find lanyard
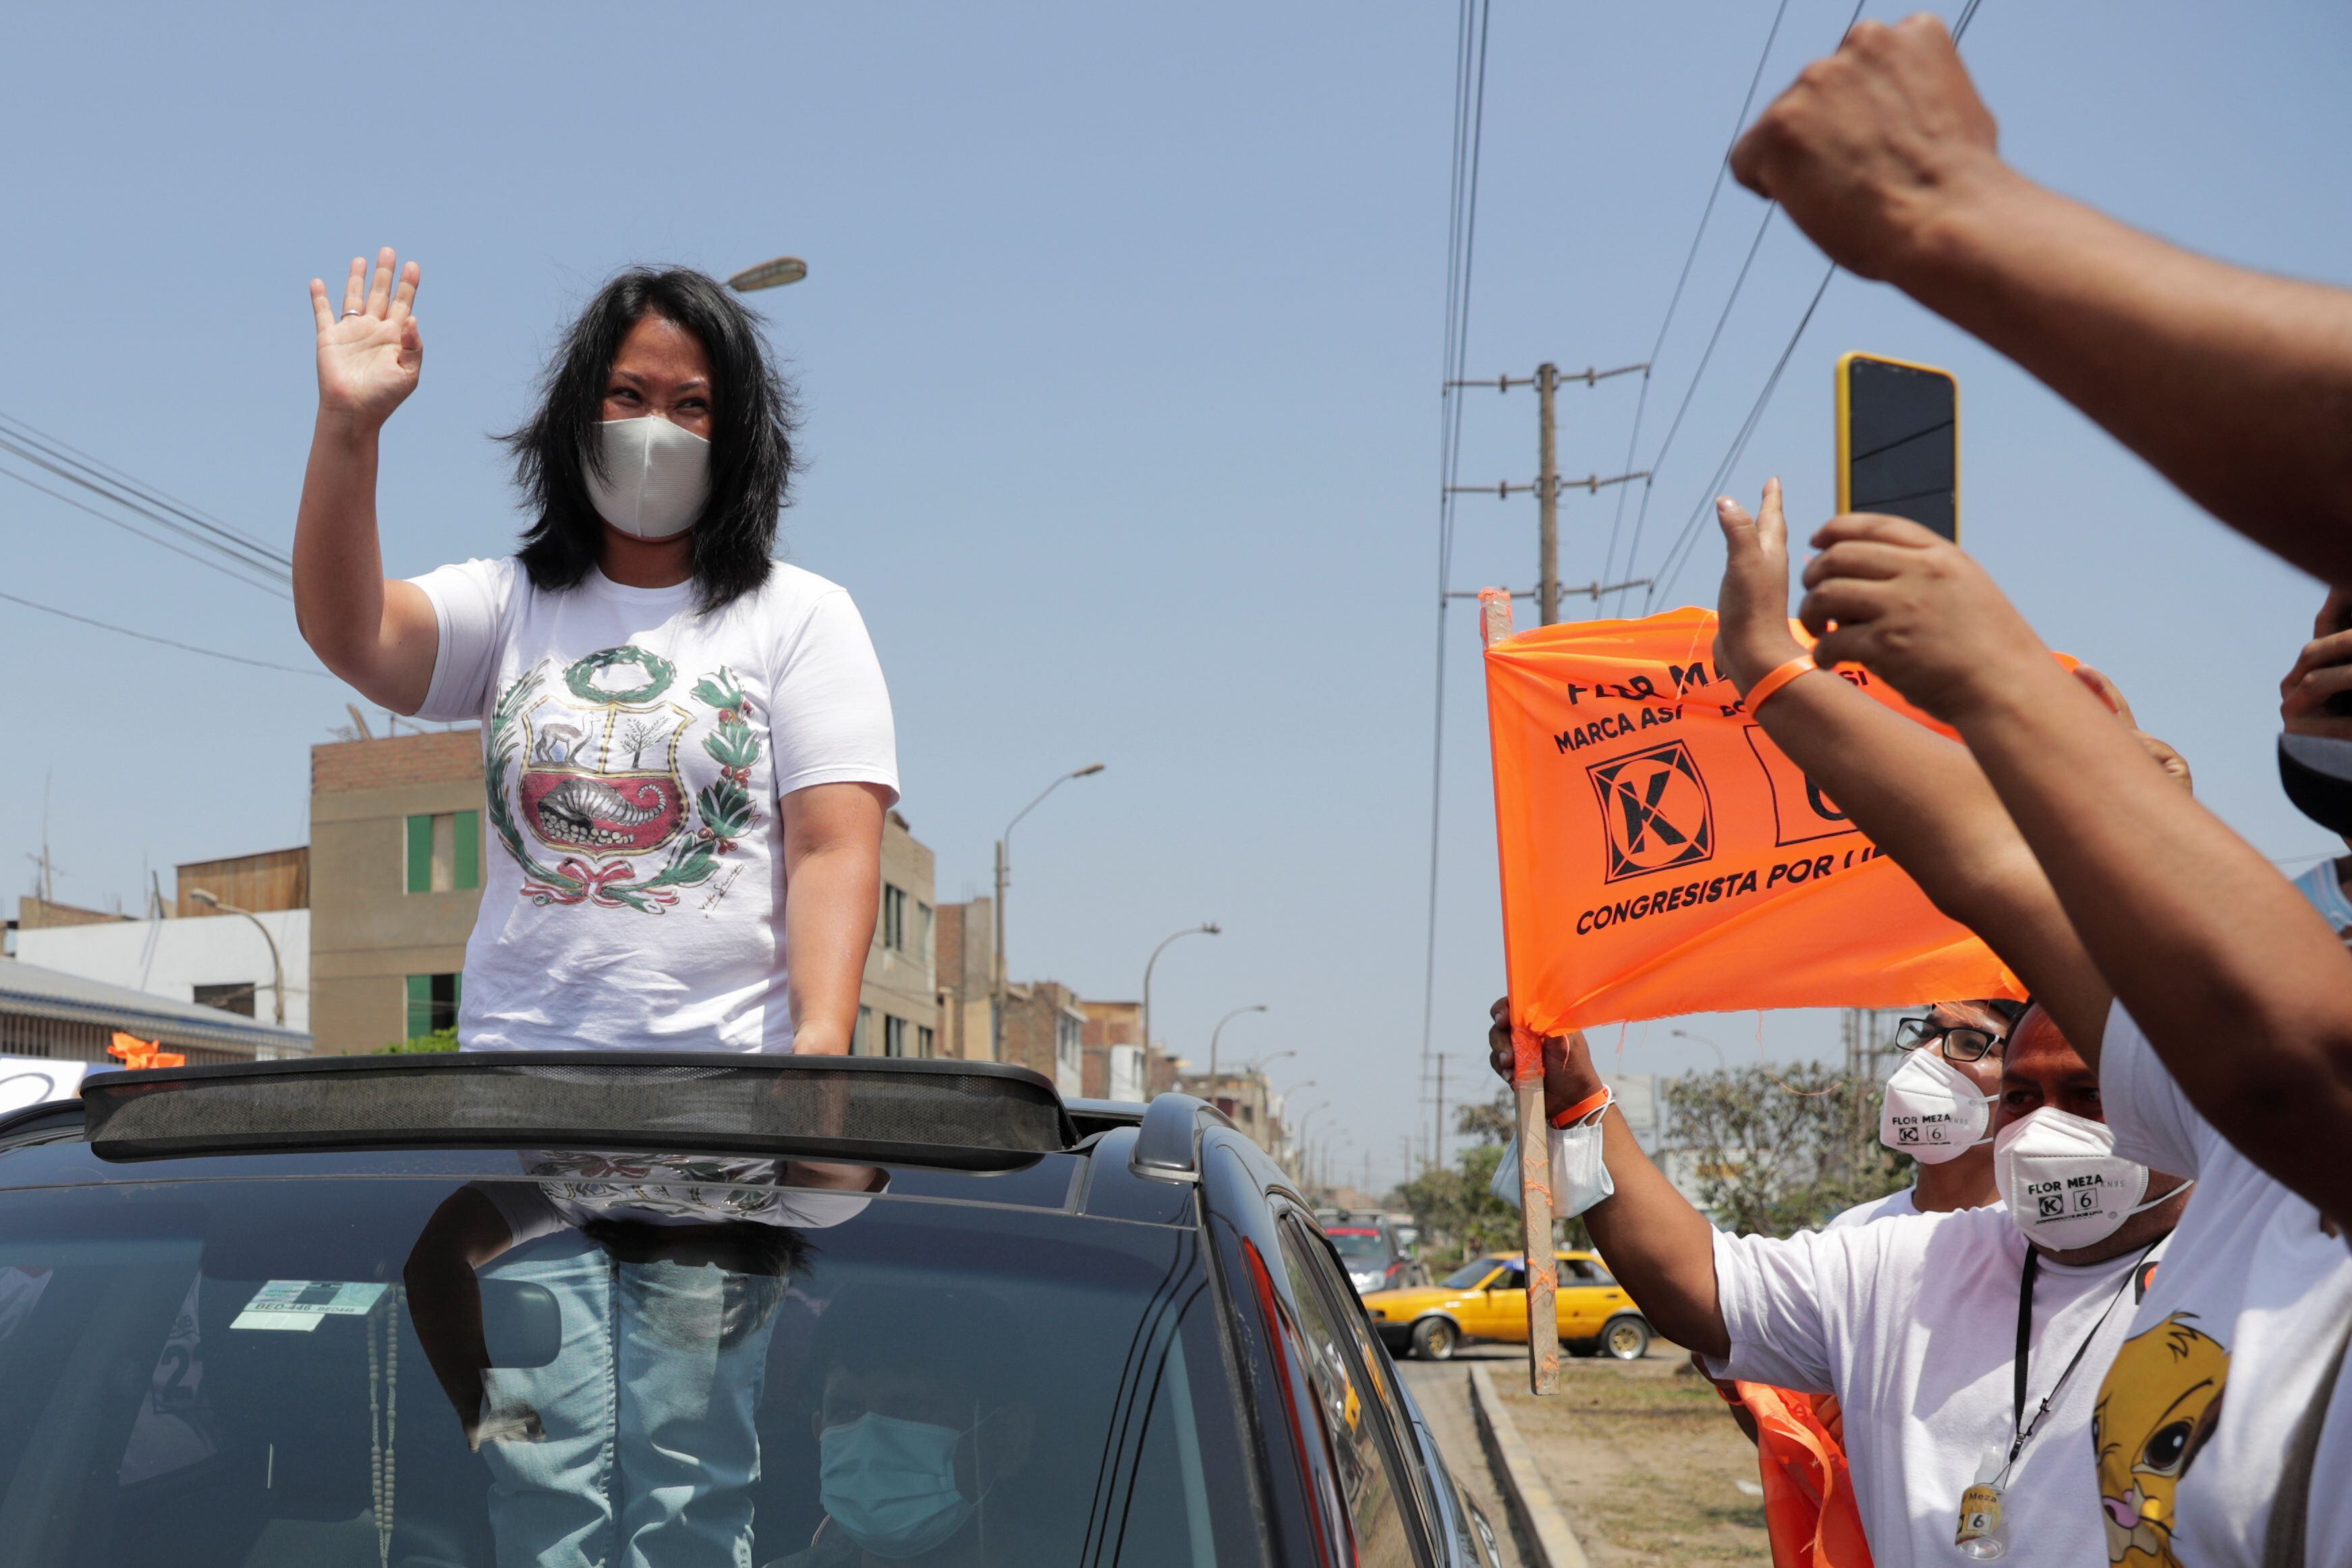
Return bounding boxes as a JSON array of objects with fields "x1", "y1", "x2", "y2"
[{"x1": 2000, "y1": 1240, "x2": 2158, "y2": 1486}]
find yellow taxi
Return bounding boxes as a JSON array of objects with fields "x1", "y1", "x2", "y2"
[{"x1": 1362, "y1": 1250, "x2": 1652, "y2": 1362}]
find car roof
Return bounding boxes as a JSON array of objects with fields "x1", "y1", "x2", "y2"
[{"x1": 0, "y1": 1053, "x2": 1278, "y2": 1230}]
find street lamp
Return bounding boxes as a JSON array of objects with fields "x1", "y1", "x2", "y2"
[
  {"x1": 1245, "y1": 1048, "x2": 1297, "y2": 1079},
  {"x1": 992, "y1": 764, "x2": 1106, "y2": 1059},
  {"x1": 1206, "y1": 1003, "x2": 1268, "y2": 1083},
  {"x1": 1140, "y1": 922, "x2": 1220, "y2": 1060},
  {"x1": 1671, "y1": 1028, "x2": 1728, "y2": 1069},
  {"x1": 189, "y1": 889, "x2": 284, "y2": 1027},
  {"x1": 727, "y1": 256, "x2": 808, "y2": 291},
  {"x1": 1289, "y1": 1100, "x2": 1330, "y2": 1177}
]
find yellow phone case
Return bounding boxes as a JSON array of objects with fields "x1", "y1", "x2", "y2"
[{"x1": 1835, "y1": 349, "x2": 1961, "y2": 541}]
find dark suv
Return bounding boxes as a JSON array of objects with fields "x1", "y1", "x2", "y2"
[{"x1": 0, "y1": 1053, "x2": 1500, "y2": 1568}]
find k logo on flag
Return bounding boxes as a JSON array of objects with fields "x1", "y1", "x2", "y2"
[{"x1": 1588, "y1": 740, "x2": 1715, "y2": 883}]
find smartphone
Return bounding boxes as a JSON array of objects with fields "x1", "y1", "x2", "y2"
[{"x1": 1837, "y1": 351, "x2": 1959, "y2": 542}]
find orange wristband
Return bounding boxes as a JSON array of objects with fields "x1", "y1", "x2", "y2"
[
  {"x1": 1550, "y1": 1086, "x2": 1612, "y2": 1129},
  {"x1": 1744, "y1": 655, "x2": 1818, "y2": 713}
]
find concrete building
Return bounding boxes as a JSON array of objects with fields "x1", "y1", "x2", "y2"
[
  {"x1": 18, "y1": 905, "x2": 310, "y2": 1032},
  {"x1": 310, "y1": 731, "x2": 487, "y2": 1053},
  {"x1": 308, "y1": 731, "x2": 941, "y2": 1055},
  {"x1": 932, "y1": 897, "x2": 996, "y2": 1061},
  {"x1": 0, "y1": 958, "x2": 310, "y2": 1063},
  {"x1": 853, "y1": 812, "x2": 940, "y2": 1058},
  {"x1": 16, "y1": 847, "x2": 312, "y2": 1031}
]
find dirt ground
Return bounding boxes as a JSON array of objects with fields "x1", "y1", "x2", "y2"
[{"x1": 1482, "y1": 1343, "x2": 1770, "y2": 1566}]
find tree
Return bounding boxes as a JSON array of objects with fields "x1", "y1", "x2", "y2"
[
  {"x1": 379, "y1": 1028, "x2": 459, "y2": 1054},
  {"x1": 1395, "y1": 1092, "x2": 1591, "y2": 1266},
  {"x1": 1662, "y1": 1063, "x2": 1905, "y2": 1237}
]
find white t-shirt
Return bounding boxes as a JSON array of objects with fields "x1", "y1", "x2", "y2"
[
  {"x1": 479, "y1": 1150, "x2": 885, "y2": 1243},
  {"x1": 2098, "y1": 1003, "x2": 2352, "y2": 1568},
  {"x1": 1826, "y1": 1185, "x2": 1920, "y2": 1230},
  {"x1": 1704, "y1": 1206, "x2": 2161, "y2": 1567},
  {"x1": 2293, "y1": 858, "x2": 2352, "y2": 934},
  {"x1": 410, "y1": 558, "x2": 899, "y2": 1052}
]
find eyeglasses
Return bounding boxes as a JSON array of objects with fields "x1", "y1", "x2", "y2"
[{"x1": 1895, "y1": 1015, "x2": 2005, "y2": 1063}]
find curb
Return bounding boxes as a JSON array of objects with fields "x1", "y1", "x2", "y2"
[{"x1": 1468, "y1": 1362, "x2": 1592, "y2": 1568}]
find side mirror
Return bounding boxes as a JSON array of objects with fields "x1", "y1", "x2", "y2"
[{"x1": 481, "y1": 1280, "x2": 560, "y2": 1368}]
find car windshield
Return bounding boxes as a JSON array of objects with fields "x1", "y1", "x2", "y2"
[
  {"x1": 1440, "y1": 1259, "x2": 1501, "y2": 1289},
  {"x1": 1324, "y1": 1229, "x2": 1389, "y2": 1262},
  {"x1": 0, "y1": 1152, "x2": 1263, "y2": 1568}
]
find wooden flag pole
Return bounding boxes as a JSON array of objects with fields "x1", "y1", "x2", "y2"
[{"x1": 1479, "y1": 588, "x2": 1560, "y2": 1395}]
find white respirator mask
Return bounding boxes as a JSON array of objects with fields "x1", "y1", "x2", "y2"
[
  {"x1": 1878, "y1": 1048, "x2": 1994, "y2": 1165},
  {"x1": 586, "y1": 416, "x2": 710, "y2": 540},
  {"x1": 1992, "y1": 1108, "x2": 2178, "y2": 1251}
]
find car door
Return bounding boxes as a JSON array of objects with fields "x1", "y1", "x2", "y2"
[
  {"x1": 1272, "y1": 1212, "x2": 1435, "y2": 1568},
  {"x1": 1553, "y1": 1255, "x2": 1611, "y2": 1339},
  {"x1": 1459, "y1": 1262, "x2": 1528, "y2": 1342}
]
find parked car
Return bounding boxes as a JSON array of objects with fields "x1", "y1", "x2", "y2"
[
  {"x1": 0, "y1": 1054, "x2": 1500, "y2": 1568},
  {"x1": 1322, "y1": 1217, "x2": 1428, "y2": 1295},
  {"x1": 1362, "y1": 1250, "x2": 1653, "y2": 1363}
]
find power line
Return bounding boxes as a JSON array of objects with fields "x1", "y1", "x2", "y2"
[
  {"x1": 1608, "y1": 0, "x2": 1864, "y2": 615},
  {"x1": 1418, "y1": 0, "x2": 1494, "y2": 1169},
  {"x1": 0, "y1": 412, "x2": 293, "y2": 597},
  {"x1": 1647, "y1": 262, "x2": 1838, "y2": 605},
  {"x1": 0, "y1": 412, "x2": 289, "y2": 571},
  {"x1": 0, "y1": 462, "x2": 292, "y2": 600},
  {"x1": 1598, "y1": 0, "x2": 1793, "y2": 610},
  {"x1": 1639, "y1": 0, "x2": 1993, "y2": 609},
  {"x1": 0, "y1": 588, "x2": 326, "y2": 676}
]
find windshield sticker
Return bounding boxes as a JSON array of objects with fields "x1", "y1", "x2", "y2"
[{"x1": 231, "y1": 1280, "x2": 389, "y2": 1333}]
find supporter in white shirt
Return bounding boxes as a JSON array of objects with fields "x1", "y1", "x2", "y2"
[
  {"x1": 1490, "y1": 1003, "x2": 2188, "y2": 1565},
  {"x1": 1707, "y1": 487, "x2": 2352, "y2": 1563},
  {"x1": 1830, "y1": 999, "x2": 2015, "y2": 1229},
  {"x1": 293, "y1": 254, "x2": 897, "y2": 1055}
]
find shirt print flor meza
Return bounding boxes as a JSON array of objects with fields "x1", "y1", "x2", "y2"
[{"x1": 487, "y1": 644, "x2": 764, "y2": 913}]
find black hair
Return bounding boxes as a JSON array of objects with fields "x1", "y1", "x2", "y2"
[
  {"x1": 503, "y1": 267, "x2": 800, "y2": 613},
  {"x1": 1981, "y1": 999, "x2": 2029, "y2": 1027}
]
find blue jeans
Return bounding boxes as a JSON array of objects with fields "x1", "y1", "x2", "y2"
[{"x1": 476, "y1": 1231, "x2": 781, "y2": 1568}]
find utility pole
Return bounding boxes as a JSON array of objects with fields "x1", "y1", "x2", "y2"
[
  {"x1": 1537, "y1": 362, "x2": 1560, "y2": 625},
  {"x1": 1428, "y1": 1054, "x2": 1449, "y2": 1173},
  {"x1": 1446, "y1": 359, "x2": 1650, "y2": 624}
]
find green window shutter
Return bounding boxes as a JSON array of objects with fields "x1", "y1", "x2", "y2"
[
  {"x1": 405, "y1": 974, "x2": 431, "y2": 1038},
  {"x1": 453, "y1": 810, "x2": 481, "y2": 891},
  {"x1": 405, "y1": 815, "x2": 432, "y2": 894}
]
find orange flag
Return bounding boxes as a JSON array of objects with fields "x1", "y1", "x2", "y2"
[
  {"x1": 108, "y1": 1032, "x2": 185, "y2": 1071},
  {"x1": 1484, "y1": 607, "x2": 2022, "y2": 1035}
]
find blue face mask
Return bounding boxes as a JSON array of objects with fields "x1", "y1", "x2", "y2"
[{"x1": 819, "y1": 1413, "x2": 974, "y2": 1559}]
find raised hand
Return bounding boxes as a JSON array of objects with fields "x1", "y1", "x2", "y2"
[
  {"x1": 309, "y1": 247, "x2": 422, "y2": 431},
  {"x1": 1797, "y1": 513, "x2": 2046, "y2": 723},
  {"x1": 1727, "y1": 15, "x2": 2003, "y2": 282},
  {"x1": 1713, "y1": 478, "x2": 1810, "y2": 692},
  {"x1": 2280, "y1": 590, "x2": 2352, "y2": 742}
]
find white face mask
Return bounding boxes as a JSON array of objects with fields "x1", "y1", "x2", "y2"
[
  {"x1": 1992, "y1": 1109, "x2": 2175, "y2": 1250},
  {"x1": 1490, "y1": 1099, "x2": 1615, "y2": 1219},
  {"x1": 818, "y1": 1411, "x2": 974, "y2": 1559},
  {"x1": 1879, "y1": 1048, "x2": 1994, "y2": 1164},
  {"x1": 586, "y1": 416, "x2": 710, "y2": 540}
]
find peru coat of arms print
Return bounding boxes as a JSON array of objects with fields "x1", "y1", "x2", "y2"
[{"x1": 486, "y1": 646, "x2": 762, "y2": 912}]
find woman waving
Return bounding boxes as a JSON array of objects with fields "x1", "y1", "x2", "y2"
[{"x1": 294, "y1": 250, "x2": 895, "y2": 1054}]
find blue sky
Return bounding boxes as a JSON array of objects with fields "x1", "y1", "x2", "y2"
[{"x1": 5, "y1": 3, "x2": 2347, "y2": 1192}]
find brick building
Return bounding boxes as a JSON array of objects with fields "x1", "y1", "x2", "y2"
[
  {"x1": 932, "y1": 897, "x2": 996, "y2": 1061},
  {"x1": 1001, "y1": 979, "x2": 1086, "y2": 1097}
]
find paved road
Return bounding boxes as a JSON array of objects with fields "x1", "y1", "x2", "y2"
[{"x1": 1397, "y1": 1345, "x2": 1532, "y2": 1568}]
